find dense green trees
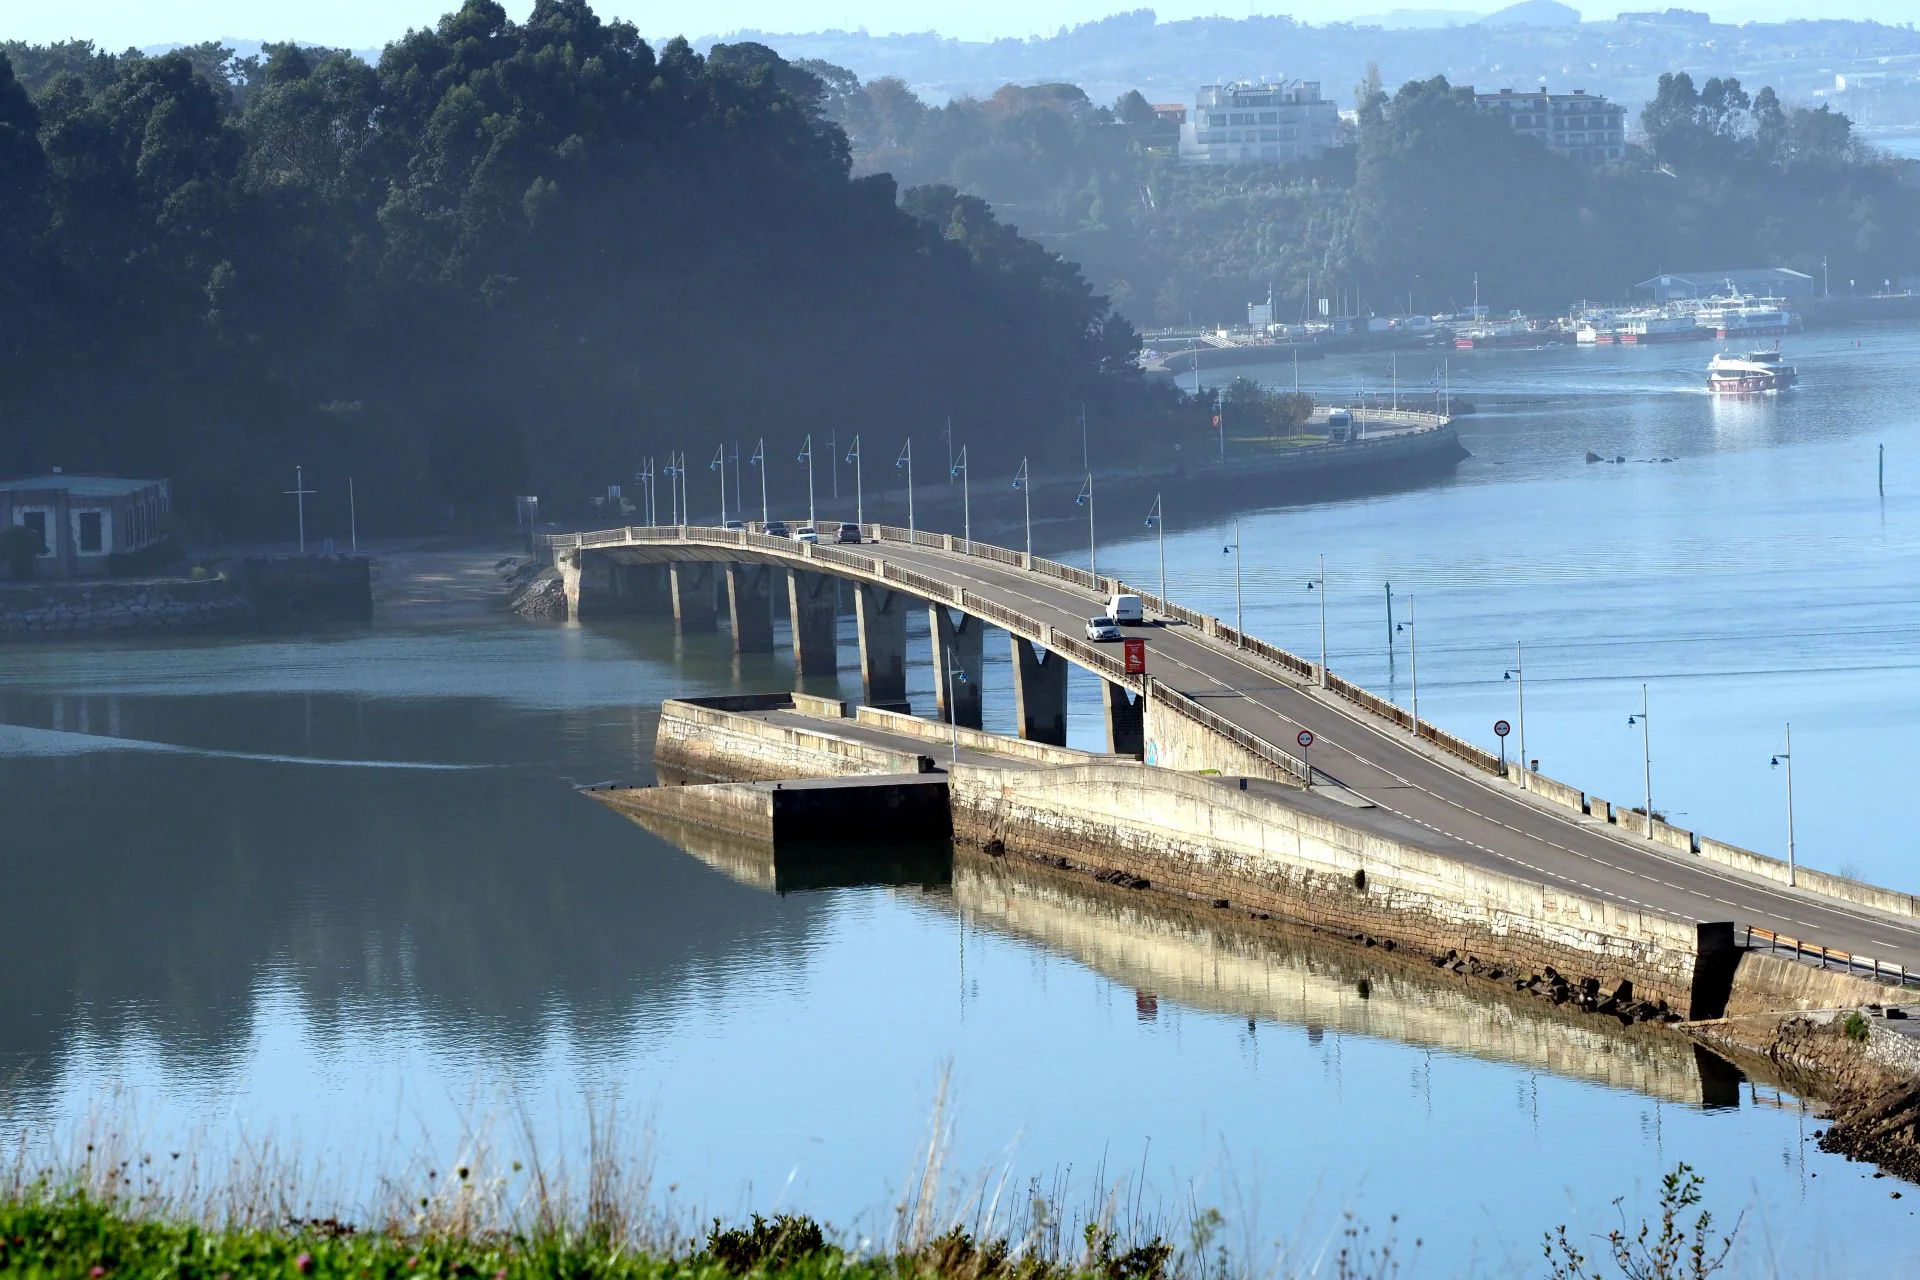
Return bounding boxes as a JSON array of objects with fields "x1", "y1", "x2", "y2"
[
  {"x1": 828, "y1": 69, "x2": 1920, "y2": 326},
  {"x1": 0, "y1": 3, "x2": 1155, "y2": 538}
]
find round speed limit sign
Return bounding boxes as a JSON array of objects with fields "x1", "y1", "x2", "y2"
[
  {"x1": 1297, "y1": 729, "x2": 1315, "y2": 748},
  {"x1": 1494, "y1": 719, "x2": 1512, "y2": 739}
]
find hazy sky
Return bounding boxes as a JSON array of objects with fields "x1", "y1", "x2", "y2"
[{"x1": 7, "y1": 0, "x2": 1911, "y2": 50}]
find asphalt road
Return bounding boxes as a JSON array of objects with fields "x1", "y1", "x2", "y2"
[{"x1": 867, "y1": 539, "x2": 1920, "y2": 972}]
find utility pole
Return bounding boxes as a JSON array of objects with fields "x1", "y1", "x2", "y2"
[
  {"x1": 284, "y1": 465, "x2": 316, "y2": 553},
  {"x1": 846, "y1": 435, "x2": 864, "y2": 527},
  {"x1": 896, "y1": 438, "x2": 914, "y2": 538},
  {"x1": 348, "y1": 477, "x2": 358, "y2": 553}
]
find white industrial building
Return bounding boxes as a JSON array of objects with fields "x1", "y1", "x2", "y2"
[{"x1": 1179, "y1": 80, "x2": 1340, "y2": 166}]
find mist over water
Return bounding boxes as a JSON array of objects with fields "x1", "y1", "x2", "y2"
[{"x1": 6, "y1": 322, "x2": 1920, "y2": 1272}]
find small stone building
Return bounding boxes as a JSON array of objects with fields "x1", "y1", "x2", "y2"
[{"x1": 0, "y1": 473, "x2": 172, "y2": 579}]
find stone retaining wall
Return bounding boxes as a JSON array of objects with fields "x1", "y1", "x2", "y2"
[
  {"x1": 654, "y1": 698, "x2": 934, "y2": 781},
  {"x1": 950, "y1": 760, "x2": 1709, "y2": 1013},
  {"x1": 0, "y1": 577, "x2": 254, "y2": 638}
]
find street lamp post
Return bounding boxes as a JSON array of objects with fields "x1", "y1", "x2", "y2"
[
  {"x1": 945, "y1": 647, "x2": 966, "y2": 765},
  {"x1": 1012, "y1": 457, "x2": 1032, "y2": 559},
  {"x1": 636, "y1": 457, "x2": 654, "y2": 525},
  {"x1": 1144, "y1": 494, "x2": 1165, "y2": 602},
  {"x1": 1222, "y1": 520, "x2": 1243, "y2": 638},
  {"x1": 1305, "y1": 554, "x2": 1327, "y2": 686},
  {"x1": 845, "y1": 435, "x2": 864, "y2": 527},
  {"x1": 1626, "y1": 684, "x2": 1653, "y2": 837},
  {"x1": 711, "y1": 444, "x2": 728, "y2": 525},
  {"x1": 952, "y1": 445, "x2": 970, "y2": 549},
  {"x1": 896, "y1": 438, "x2": 914, "y2": 538},
  {"x1": 1077, "y1": 473, "x2": 1096, "y2": 578},
  {"x1": 1397, "y1": 598, "x2": 1419, "y2": 730},
  {"x1": 665, "y1": 455, "x2": 680, "y2": 525},
  {"x1": 1504, "y1": 642, "x2": 1527, "y2": 769},
  {"x1": 1772, "y1": 724, "x2": 1796, "y2": 887},
  {"x1": 748, "y1": 440, "x2": 768, "y2": 526},
  {"x1": 797, "y1": 435, "x2": 815, "y2": 528}
]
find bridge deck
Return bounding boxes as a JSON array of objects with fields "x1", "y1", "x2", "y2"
[{"x1": 562, "y1": 525, "x2": 1920, "y2": 976}]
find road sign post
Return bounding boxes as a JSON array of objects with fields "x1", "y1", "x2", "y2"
[
  {"x1": 1495, "y1": 719, "x2": 1511, "y2": 773},
  {"x1": 1297, "y1": 729, "x2": 1314, "y2": 786},
  {"x1": 1123, "y1": 638, "x2": 1147, "y2": 676}
]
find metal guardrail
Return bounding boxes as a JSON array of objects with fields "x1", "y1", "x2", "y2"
[{"x1": 1745, "y1": 925, "x2": 1917, "y2": 990}]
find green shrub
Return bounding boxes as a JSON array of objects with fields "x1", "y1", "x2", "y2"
[{"x1": 1845, "y1": 1011, "x2": 1871, "y2": 1043}]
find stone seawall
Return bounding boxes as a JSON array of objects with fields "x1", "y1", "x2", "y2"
[
  {"x1": 0, "y1": 577, "x2": 254, "y2": 638},
  {"x1": 950, "y1": 760, "x2": 1711, "y2": 1014},
  {"x1": 653, "y1": 698, "x2": 935, "y2": 781}
]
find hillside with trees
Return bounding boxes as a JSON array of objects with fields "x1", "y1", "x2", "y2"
[
  {"x1": 0, "y1": 3, "x2": 1161, "y2": 539},
  {"x1": 815, "y1": 66, "x2": 1920, "y2": 326}
]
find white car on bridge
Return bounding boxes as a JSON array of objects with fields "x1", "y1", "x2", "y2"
[{"x1": 1084, "y1": 615, "x2": 1121, "y2": 642}]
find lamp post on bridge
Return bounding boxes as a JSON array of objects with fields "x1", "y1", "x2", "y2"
[
  {"x1": 896, "y1": 438, "x2": 914, "y2": 538},
  {"x1": 1305, "y1": 554, "x2": 1327, "y2": 687},
  {"x1": 748, "y1": 440, "x2": 768, "y2": 527},
  {"x1": 1396, "y1": 597, "x2": 1419, "y2": 731},
  {"x1": 1772, "y1": 724, "x2": 1796, "y2": 887},
  {"x1": 1503, "y1": 642, "x2": 1527, "y2": 773},
  {"x1": 1626, "y1": 684, "x2": 1654, "y2": 839},
  {"x1": 845, "y1": 435, "x2": 864, "y2": 527},
  {"x1": 1144, "y1": 494, "x2": 1164, "y2": 602},
  {"x1": 1012, "y1": 457, "x2": 1031, "y2": 559},
  {"x1": 636, "y1": 458, "x2": 655, "y2": 525},
  {"x1": 1222, "y1": 519, "x2": 1242, "y2": 639},
  {"x1": 664, "y1": 454, "x2": 681, "y2": 525},
  {"x1": 951, "y1": 445, "x2": 970, "y2": 550},
  {"x1": 711, "y1": 444, "x2": 728, "y2": 525},
  {"x1": 797, "y1": 435, "x2": 816, "y2": 528}
]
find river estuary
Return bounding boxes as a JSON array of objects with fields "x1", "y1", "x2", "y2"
[{"x1": 5, "y1": 321, "x2": 1920, "y2": 1273}]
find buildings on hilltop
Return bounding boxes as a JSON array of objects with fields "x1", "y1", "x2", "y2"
[
  {"x1": 1178, "y1": 80, "x2": 1339, "y2": 165},
  {"x1": 1471, "y1": 87, "x2": 1626, "y2": 164}
]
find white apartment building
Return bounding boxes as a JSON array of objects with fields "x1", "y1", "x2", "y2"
[
  {"x1": 1178, "y1": 80, "x2": 1340, "y2": 166},
  {"x1": 1471, "y1": 87, "x2": 1627, "y2": 164}
]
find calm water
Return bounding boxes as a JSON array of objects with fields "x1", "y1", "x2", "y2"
[{"x1": 6, "y1": 323, "x2": 1920, "y2": 1273}]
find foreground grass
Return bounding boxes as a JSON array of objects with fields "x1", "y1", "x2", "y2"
[{"x1": 0, "y1": 1195, "x2": 1183, "y2": 1280}]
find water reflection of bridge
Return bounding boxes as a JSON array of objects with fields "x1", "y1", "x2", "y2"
[{"x1": 619, "y1": 804, "x2": 1749, "y2": 1111}]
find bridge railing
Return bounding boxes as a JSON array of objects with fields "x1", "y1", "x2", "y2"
[{"x1": 1745, "y1": 925, "x2": 1918, "y2": 990}]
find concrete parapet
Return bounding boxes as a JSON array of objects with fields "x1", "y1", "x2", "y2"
[
  {"x1": 854, "y1": 705, "x2": 1115, "y2": 768},
  {"x1": 929, "y1": 605, "x2": 984, "y2": 728},
  {"x1": 1144, "y1": 691, "x2": 1296, "y2": 783},
  {"x1": 855, "y1": 582, "x2": 911, "y2": 708},
  {"x1": 948, "y1": 760, "x2": 1709, "y2": 1013},
  {"x1": 1586, "y1": 794, "x2": 1613, "y2": 823},
  {"x1": 786, "y1": 569, "x2": 838, "y2": 675},
  {"x1": 790, "y1": 692, "x2": 848, "y2": 719},
  {"x1": 1697, "y1": 838, "x2": 1920, "y2": 920},
  {"x1": 724, "y1": 563, "x2": 776, "y2": 653},
  {"x1": 1011, "y1": 637, "x2": 1068, "y2": 745},
  {"x1": 1508, "y1": 765, "x2": 1586, "y2": 815},
  {"x1": 653, "y1": 697, "x2": 933, "y2": 781},
  {"x1": 670, "y1": 561, "x2": 718, "y2": 632}
]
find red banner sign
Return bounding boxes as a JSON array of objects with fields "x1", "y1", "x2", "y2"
[{"x1": 1123, "y1": 638, "x2": 1147, "y2": 675}]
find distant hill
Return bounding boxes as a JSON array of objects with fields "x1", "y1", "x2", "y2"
[{"x1": 1477, "y1": 0, "x2": 1583, "y2": 26}]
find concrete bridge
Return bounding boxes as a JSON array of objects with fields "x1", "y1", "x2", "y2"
[{"x1": 551, "y1": 521, "x2": 1920, "y2": 982}]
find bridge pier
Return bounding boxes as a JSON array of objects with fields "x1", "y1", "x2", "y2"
[
  {"x1": 855, "y1": 582, "x2": 911, "y2": 710},
  {"x1": 1104, "y1": 682, "x2": 1144, "y2": 759},
  {"x1": 669, "y1": 562, "x2": 719, "y2": 632},
  {"x1": 929, "y1": 606, "x2": 984, "y2": 728},
  {"x1": 786, "y1": 570, "x2": 838, "y2": 674},
  {"x1": 724, "y1": 563, "x2": 776, "y2": 654},
  {"x1": 559, "y1": 552, "x2": 673, "y2": 622},
  {"x1": 1010, "y1": 637, "x2": 1068, "y2": 745}
]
